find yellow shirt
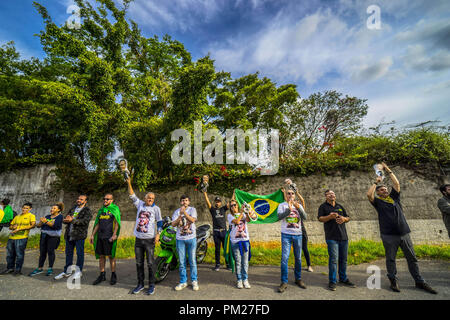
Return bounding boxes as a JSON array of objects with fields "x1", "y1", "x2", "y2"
[
  {"x1": 0, "y1": 209, "x2": 4, "y2": 222},
  {"x1": 9, "y1": 212, "x2": 36, "y2": 240}
]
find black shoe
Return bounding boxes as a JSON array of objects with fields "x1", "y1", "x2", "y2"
[
  {"x1": 13, "y1": 270, "x2": 22, "y2": 276},
  {"x1": 389, "y1": 278, "x2": 400, "y2": 292},
  {"x1": 328, "y1": 282, "x2": 337, "y2": 291},
  {"x1": 339, "y1": 279, "x2": 356, "y2": 288},
  {"x1": 110, "y1": 272, "x2": 117, "y2": 285},
  {"x1": 295, "y1": 279, "x2": 307, "y2": 289},
  {"x1": 145, "y1": 285, "x2": 155, "y2": 295},
  {"x1": 226, "y1": 266, "x2": 232, "y2": 271},
  {"x1": 92, "y1": 272, "x2": 106, "y2": 285},
  {"x1": 131, "y1": 284, "x2": 145, "y2": 294},
  {"x1": 416, "y1": 282, "x2": 437, "y2": 294},
  {"x1": 0, "y1": 269, "x2": 14, "y2": 275}
]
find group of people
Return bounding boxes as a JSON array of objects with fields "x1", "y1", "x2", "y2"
[{"x1": 0, "y1": 162, "x2": 447, "y2": 295}]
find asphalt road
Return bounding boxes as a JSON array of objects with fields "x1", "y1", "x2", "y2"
[{"x1": 0, "y1": 248, "x2": 449, "y2": 300}]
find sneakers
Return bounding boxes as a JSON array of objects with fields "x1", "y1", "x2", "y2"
[
  {"x1": 54, "y1": 272, "x2": 71, "y2": 280},
  {"x1": 328, "y1": 282, "x2": 337, "y2": 291},
  {"x1": 192, "y1": 281, "x2": 199, "y2": 291},
  {"x1": 13, "y1": 269, "x2": 22, "y2": 276},
  {"x1": 295, "y1": 279, "x2": 307, "y2": 289},
  {"x1": 29, "y1": 268, "x2": 44, "y2": 277},
  {"x1": 278, "y1": 283, "x2": 288, "y2": 293},
  {"x1": 0, "y1": 269, "x2": 14, "y2": 275},
  {"x1": 46, "y1": 268, "x2": 53, "y2": 276},
  {"x1": 307, "y1": 266, "x2": 314, "y2": 272},
  {"x1": 389, "y1": 278, "x2": 400, "y2": 292},
  {"x1": 339, "y1": 279, "x2": 356, "y2": 288},
  {"x1": 92, "y1": 272, "x2": 106, "y2": 285},
  {"x1": 415, "y1": 282, "x2": 437, "y2": 294},
  {"x1": 237, "y1": 280, "x2": 244, "y2": 289},
  {"x1": 243, "y1": 280, "x2": 251, "y2": 289},
  {"x1": 213, "y1": 265, "x2": 220, "y2": 271},
  {"x1": 226, "y1": 266, "x2": 232, "y2": 271},
  {"x1": 175, "y1": 282, "x2": 188, "y2": 291},
  {"x1": 131, "y1": 284, "x2": 145, "y2": 294},
  {"x1": 110, "y1": 272, "x2": 117, "y2": 285},
  {"x1": 145, "y1": 285, "x2": 155, "y2": 295}
]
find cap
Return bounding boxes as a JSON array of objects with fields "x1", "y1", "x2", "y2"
[{"x1": 214, "y1": 197, "x2": 222, "y2": 202}]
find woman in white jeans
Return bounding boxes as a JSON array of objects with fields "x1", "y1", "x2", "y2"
[{"x1": 227, "y1": 200, "x2": 257, "y2": 289}]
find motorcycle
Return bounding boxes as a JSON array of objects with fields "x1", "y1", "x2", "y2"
[{"x1": 155, "y1": 216, "x2": 211, "y2": 283}]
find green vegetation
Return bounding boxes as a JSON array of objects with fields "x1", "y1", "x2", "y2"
[{"x1": 1, "y1": 236, "x2": 448, "y2": 265}]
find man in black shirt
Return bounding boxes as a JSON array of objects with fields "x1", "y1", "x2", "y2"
[
  {"x1": 203, "y1": 191, "x2": 230, "y2": 271},
  {"x1": 367, "y1": 162, "x2": 437, "y2": 294},
  {"x1": 318, "y1": 190, "x2": 355, "y2": 291}
]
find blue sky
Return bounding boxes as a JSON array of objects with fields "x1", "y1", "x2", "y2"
[{"x1": 1, "y1": 0, "x2": 449, "y2": 129}]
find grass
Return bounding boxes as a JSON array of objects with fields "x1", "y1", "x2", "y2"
[{"x1": 1, "y1": 235, "x2": 449, "y2": 266}]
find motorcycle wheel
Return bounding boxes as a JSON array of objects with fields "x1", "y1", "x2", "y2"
[
  {"x1": 155, "y1": 256, "x2": 171, "y2": 283},
  {"x1": 196, "y1": 240, "x2": 208, "y2": 264}
]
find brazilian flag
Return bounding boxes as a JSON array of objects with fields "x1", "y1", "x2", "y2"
[{"x1": 234, "y1": 188, "x2": 284, "y2": 224}]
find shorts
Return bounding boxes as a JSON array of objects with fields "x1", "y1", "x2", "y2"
[{"x1": 95, "y1": 238, "x2": 113, "y2": 256}]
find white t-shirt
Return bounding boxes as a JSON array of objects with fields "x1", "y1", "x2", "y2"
[
  {"x1": 278, "y1": 202, "x2": 303, "y2": 236},
  {"x1": 172, "y1": 206, "x2": 197, "y2": 241},
  {"x1": 130, "y1": 194, "x2": 162, "y2": 239},
  {"x1": 227, "y1": 213, "x2": 250, "y2": 243}
]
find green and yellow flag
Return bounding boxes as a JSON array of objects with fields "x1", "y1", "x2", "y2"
[{"x1": 234, "y1": 188, "x2": 284, "y2": 224}]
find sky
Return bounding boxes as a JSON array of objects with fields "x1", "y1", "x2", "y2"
[{"x1": 1, "y1": 0, "x2": 449, "y2": 129}]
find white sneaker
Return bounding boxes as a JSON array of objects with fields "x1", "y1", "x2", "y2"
[
  {"x1": 243, "y1": 280, "x2": 251, "y2": 289},
  {"x1": 192, "y1": 281, "x2": 199, "y2": 291},
  {"x1": 175, "y1": 282, "x2": 188, "y2": 291},
  {"x1": 236, "y1": 280, "x2": 244, "y2": 289},
  {"x1": 54, "y1": 272, "x2": 70, "y2": 280},
  {"x1": 307, "y1": 266, "x2": 314, "y2": 272}
]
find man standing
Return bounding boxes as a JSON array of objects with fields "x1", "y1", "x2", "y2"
[
  {"x1": 0, "y1": 199, "x2": 14, "y2": 233},
  {"x1": 437, "y1": 184, "x2": 450, "y2": 238},
  {"x1": 171, "y1": 195, "x2": 199, "y2": 291},
  {"x1": 90, "y1": 193, "x2": 121, "y2": 286},
  {"x1": 318, "y1": 190, "x2": 356, "y2": 291},
  {"x1": 54, "y1": 194, "x2": 92, "y2": 280},
  {"x1": 367, "y1": 162, "x2": 437, "y2": 294},
  {"x1": 126, "y1": 178, "x2": 163, "y2": 295},
  {"x1": 277, "y1": 187, "x2": 307, "y2": 293},
  {"x1": 1, "y1": 203, "x2": 36, "y2": 275},
  {"x1": 202, "y1": 191, "x2": 230, "y2": 271}
]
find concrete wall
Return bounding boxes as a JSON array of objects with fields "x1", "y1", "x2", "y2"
[{"x1": 1, "y1": 164, "x2": 448, "y2": 244}]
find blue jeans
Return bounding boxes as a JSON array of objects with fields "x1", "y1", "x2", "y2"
[
  {"x1": 326, "y1": 240, "x2": 348, "y2": 284},
  {"x1": 176, "y1": 238, "x2": 197, "y2": 284},
  {"x1": 281, "y1": 233, "x2": 302, "y2": 283},
  {"x1": 64, "y1": 239, "x2": 86, "y2": 272},
  {"x1": 6, "y1": 238, "x2": 28, "y2": 271},
  {"x1": 231, "y1": 241, "x2": 249, "y2": 281}
]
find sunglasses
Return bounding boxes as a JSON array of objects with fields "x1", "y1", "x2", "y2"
[{"x1": 230, "y1": 204, "x2": 237, "y2": 207}]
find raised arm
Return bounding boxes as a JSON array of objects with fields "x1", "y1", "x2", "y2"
[
  {"x1": 382, "y1": 162, "x2": 400, "y2": 192},
  {"x1": 126, "y1": 178, "x2": 135, "y2": 196},
  {"x1": 367, "y1": 176, "x2": 383, "y2": 203},
  {"x1": 202, "y1": 191, "x2": 212, "y2": 209}
]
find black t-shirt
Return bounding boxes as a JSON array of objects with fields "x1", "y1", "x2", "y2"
[
  {"x1": 209, "y1": 205, "x2": 228, "y2": 230},
  {"x1": 317, "y1": 202, "x2": 349, "y2": 241},
  {"x1": 370, "y1": 188, "x2": 411, "y2": 236},
  {"x1": 98, "y1": 210, "x2": 115, "y2": 239}
]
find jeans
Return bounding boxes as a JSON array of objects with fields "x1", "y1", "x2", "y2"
[
  {"x1": 231, "y1": 241, "x2": 249, "y2": 281},
  {"x1": 176, "y1": 238, "x2": 197, "y2": 284},
  {"x1": 135, "y1": 237, "x2": 156, "y2": 286},
  {"x1": 38, "y1": 233, "x2": 60, "y2": 268},
  {"x1": 213, "y1": 230, "x2": 228, "y2": 267},
  {"x1": 380, "y1": 233, "x2": 424, "y2": 283},
  {"x1": 281, "y1": 233, "x2": 302, "y2": 284},
  {"x1": 326, "y1": 240, "x2": 348, "y2": 284},
  {"x1": 64, "y1": 239, "x2": 85, "y2": 273},
  {"x1": 6, "y1": 238, "x2": 28, "y2": 271}
]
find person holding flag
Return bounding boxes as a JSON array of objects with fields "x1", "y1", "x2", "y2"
[
  {"x1": 277, "y1": 184, "x2": 308, "y2": 293},
  {"x1": 227, "y1": 198, "x2": 257, "y2": 289},
  {"x1": 90, "y1": 193, "x2": 121, "y2": 286},
  {"x1": 0, "y1": 199, "x2": 15, "y2": 232}
]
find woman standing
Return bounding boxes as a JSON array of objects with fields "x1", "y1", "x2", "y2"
[
  {"x1": 227, "y1": 199, "x2": 257, "y2": 289},
  {"x1": 29, "y1": 203, "x2": 64, "y2": 276}
]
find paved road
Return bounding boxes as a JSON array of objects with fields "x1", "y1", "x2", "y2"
[{"x1": 0, "y1": 248, "x2": 449, "y2": 300}]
